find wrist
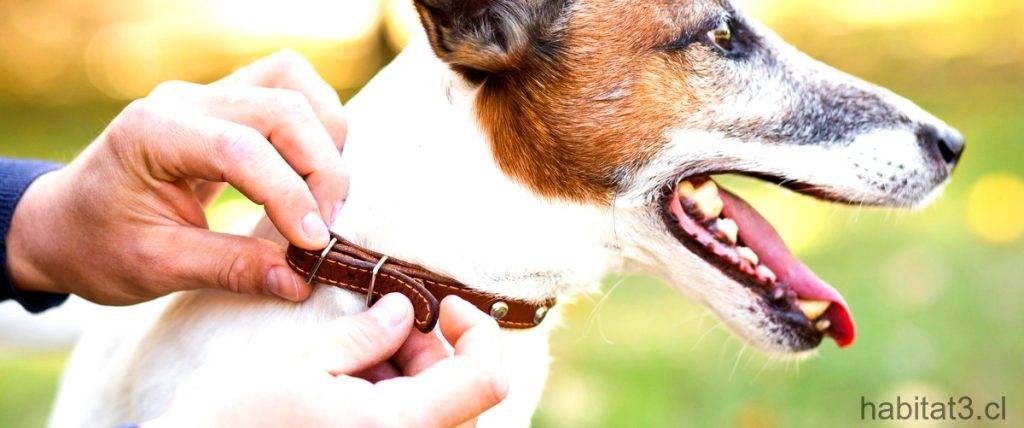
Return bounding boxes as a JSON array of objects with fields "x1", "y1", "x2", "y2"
[{"x1": 7, "y1": 170, "x2": 65, "y2": 295}]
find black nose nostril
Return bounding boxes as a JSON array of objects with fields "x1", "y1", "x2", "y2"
[
  {"x1": 937, "y1": 137, "x2": 961, "y2": 165},
  {"x1": 918, "y1": 124, "x2": 965, "y2": 169}
]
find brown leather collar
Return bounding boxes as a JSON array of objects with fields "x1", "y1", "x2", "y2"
[{"x1": 286, "y1": 234, "x2": 555, "y2": 332}]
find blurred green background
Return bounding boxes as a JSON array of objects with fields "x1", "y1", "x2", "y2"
[{"x1": 1, "y1": 0, "x2": 1022, "y2": 427}]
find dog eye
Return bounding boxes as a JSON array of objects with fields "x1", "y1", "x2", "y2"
[{"x1": 707, "y1": 20, "x2": 734, "y2": 52}]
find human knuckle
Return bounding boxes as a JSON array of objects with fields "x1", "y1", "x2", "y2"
[
  {"x1": 278, "y1": 177, "x2": 311, "y2": 204},
  {"x1": 118, "y1": 99, "x2": 159, "y2": 128},
  {"x1": 148, "y1": 80, "x2": 190, "y2": 99},
  {"x1": 215, "y1": 125, "x2": 264, "y2": 164},
  {"x1": 271, "y1": 89, "x2": 313, "y2": 119},
  {"x1": 107, "y1": 100, "x2": 157, "y2": 149},
  {"x1": 268, "y1": 49, "x2": 312, "y2": 73},
  {"x1": 218, "y1": 253, "x2": 251, "y2": 293}
]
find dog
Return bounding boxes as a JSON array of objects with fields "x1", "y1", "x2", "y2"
[{"x1": 49, "y1": 0, "x2": 963, "y2": 426}]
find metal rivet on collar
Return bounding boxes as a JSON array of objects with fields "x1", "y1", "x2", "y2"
[
  {"x1": 534, "y1": 306, "x2": 549, "y2": 324},
  {"x1": 490, "y1": 301, "x2": 509, "y2": 320}
]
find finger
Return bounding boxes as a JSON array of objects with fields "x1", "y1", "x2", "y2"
[
  {"x1": 392, "y1": 330, "x2": 450, "y2": 377},
  {"x1": 372, "y1": 297, "x2": 507, "y2": 427},
  {"x1": 220, "y1": 50, "x2": 348, "y2": 148},
  {"x1": 148, "y1": 81, "x2": 347, "y2": 221},
  {"x1": 373, "y1": 356, "x2": 508, "y2": 427},
  {"x1": 115, "y1": 102, "x2": 329, "y2": 249},
  {"x1": 308, "y1": 293, "x2": 414, "y2": 376},
  {"x1": 353, "y1": 361, "x2": 401, "y2": 383},
  {"x1": 151, "y1": 227, "x2": 311, "y2": 301},
  {"x1": 439, "y1": 296, "x2": 503, "y2": 361},
  {"x1": 193, "y1": 181, "x2": 227, "y2": 207},
  {"x1": 393, "y1": 296, "x2": 498, "y2": 376},
  {"x1": 250, "y1": 216, "x2": 288, "y2": 247}
]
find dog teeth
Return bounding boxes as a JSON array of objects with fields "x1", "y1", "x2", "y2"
[
  {"x1": 772, "y1": 287, "x2": 786, "y2": 301},
  {"x1": 755, "y1": 265, "x2": 777, "y2": 284},
  {"x1": 797, "y1": 299, "x2": 831, "y2": 320},
  {"x1": 815, "y1": 319, "x2": 832, "y2": 332},
  {"x1": 675, "y1": 180, "x2": 696, "y2": 198},
  {"x1": 690, "y1": 180, "x2": 723, "y2": 220},
  {"x1": 711, "y1": 218, "x2": 738, "y2": 245},
  {"x1": 736, "y1": 246, "x2": 758, "y2": 265}
]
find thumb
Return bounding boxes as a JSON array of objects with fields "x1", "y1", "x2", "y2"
[
  {"x1": 165, "y1": 227, "x2": 311, "y2": 301},
  {"x1": 306, "y1": 293, "x2": 415, "y2": 376}
]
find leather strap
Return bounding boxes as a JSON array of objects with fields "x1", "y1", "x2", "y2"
[{"x1": 286, "y1": 234, "x2": 555, "y2": 332}]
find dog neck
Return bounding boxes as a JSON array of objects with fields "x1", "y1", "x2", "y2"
[{"x1": 333, "y1": 35, "x2": 622, "y2": 302}]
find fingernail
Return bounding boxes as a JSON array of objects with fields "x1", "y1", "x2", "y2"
[
  {"x1": 301, "y1": 211, "x2": 329, "y2": 245},
  {"x1": 266, "y1": 266, "x2": 295, "y2": 300},
  {"x1": 266, "y1": 270, "x2": 279, "y2": 295},
  {"x1": 444, "y1": 295, "x2": 468, "y2": 308},
  {"x1": 369, "y1": 293, "x2": 410, "y2": 327},
  {"x1": 330, "y1": 201, "x2": 345, "y2": 225}
]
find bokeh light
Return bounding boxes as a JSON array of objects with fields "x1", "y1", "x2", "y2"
[
  {"x1": 210, "y1": 0, "x2": 379, "y2": 40},
  {"x1": 966, "y1": 173, "x2": 1024, "y2": 244},
  {"x1": 383, "y1": 0, "x2": 420, "y2": 50},
  {"x1": 881, "y1": 246, "x2": 948, "y2": 309}
]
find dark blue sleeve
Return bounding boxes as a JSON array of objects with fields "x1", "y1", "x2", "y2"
[{"x1": 0, "y1": 158, "x2": 68, "y2": 312}]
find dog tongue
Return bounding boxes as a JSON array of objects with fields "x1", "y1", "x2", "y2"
[{"x1": 719, "y1": 188, "x2": 857, "y2": 348}]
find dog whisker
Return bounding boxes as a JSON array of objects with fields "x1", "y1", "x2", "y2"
[
  {"x1": 749, "y1": 358, "x2": 774, "y2": 385},
  {"x1": 728, "y1": 345, "x2": 747, "y2": 383},
  {"x1": 669, "y1": 308, "x2": 712, "y2": 330},
  {"x1": 690, "y1": 315, "x2": 722, "y2": 351},
  {"x1": 576, "y1": 274, "x2": 628, "y2": 345}
]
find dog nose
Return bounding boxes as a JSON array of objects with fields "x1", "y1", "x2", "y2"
[{"x1": 918, "y1": 123, "x2": 965, "y2": 170}]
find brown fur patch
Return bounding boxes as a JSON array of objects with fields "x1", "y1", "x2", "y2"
[
  {"x1": 415, "y1": 0, "x2": 729, "y2": 203},
  {"x1": 474, "y1": 1, "x2": 713, "y2": 203}
]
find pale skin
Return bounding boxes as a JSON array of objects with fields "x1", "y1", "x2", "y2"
[
  {"x1": 150, "y1": 294, "x2": 509, "y2": 427},
  {"x1": 5, "y1": 51, "x2": 508, "y2": 425}
]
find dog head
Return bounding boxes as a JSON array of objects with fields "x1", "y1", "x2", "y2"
[{"x1": 413, "y1": 0, "x2": 963, "y2": 354}]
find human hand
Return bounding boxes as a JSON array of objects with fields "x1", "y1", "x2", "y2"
[
  {"x1": 6, "y1": 50, "x2": 347, "y2": 304},
  {"x1": 146, "y1": 294, "x2": 509, "y2": 428}
]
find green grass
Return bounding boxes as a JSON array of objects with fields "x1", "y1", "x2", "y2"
[
  {"x1": 0, "y1": 351, "x2": 68, "y2": 428},
  {"x1": 1, "y1": 84, "x2": 1021, "y2": 427}
]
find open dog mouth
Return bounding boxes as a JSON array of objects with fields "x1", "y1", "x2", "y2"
[{"x1": 659, "y1": 176, "x2": 856, "y2": 349}]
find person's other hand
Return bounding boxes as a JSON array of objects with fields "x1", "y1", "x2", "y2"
[
  {"x1": 146, "y1": 295, "x2": 509, "y2": 428},
  {"x1": 6, "y1": 50, "x2": 348, "y2": 304}
]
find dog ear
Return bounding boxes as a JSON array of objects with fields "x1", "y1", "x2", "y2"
[{"x1": 413, "y1": 0, "x2": 568, "y2": 81}]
